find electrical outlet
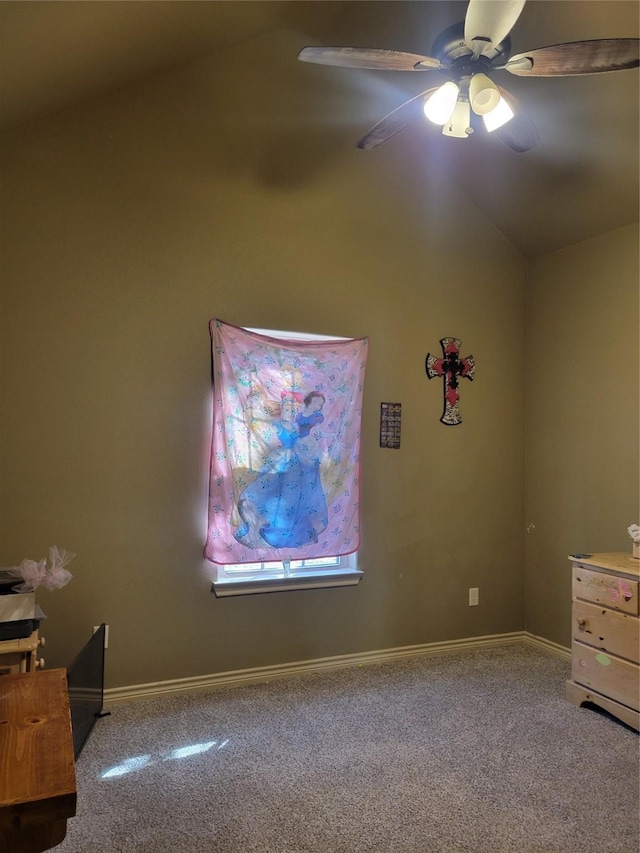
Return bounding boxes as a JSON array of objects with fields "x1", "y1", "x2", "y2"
[
  {"x1": 93, "y1": 624, "x2": 109, "y2": 649},
  {"x1": 469, "y1": 587, "x2": 479, "y2": 606}
]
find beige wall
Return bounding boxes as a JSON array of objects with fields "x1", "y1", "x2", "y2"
[
  {"x1": 3, "y1": 29, "x2": 637, "y2": 690},
  {"x1": 524, "y1": 224, "x2": 640, "y2": 645},
  {"x1": 4, "y1": 27, "x2": 637, "y2": 689},
  {"x1": 0, "y1": 31, "x2": 526, "y2": 688}
]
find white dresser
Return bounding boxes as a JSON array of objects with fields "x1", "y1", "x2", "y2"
[{"x1": 566, "y1": 552, "x2": 639, "y2": 730}]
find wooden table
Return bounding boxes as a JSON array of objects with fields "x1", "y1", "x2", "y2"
[{"x1": 0, "y1": 669, "x2": 77, "y2": 853}]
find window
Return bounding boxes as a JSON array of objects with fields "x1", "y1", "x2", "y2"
[
  {"x1": 212, "y1": 553, "x2": 361, "y2": 597},
  {"x1": 205, "y1": 322, "x2": 368, "y2": 596}
]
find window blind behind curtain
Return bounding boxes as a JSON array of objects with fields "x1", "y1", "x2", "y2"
[{"x1": 204, "y1": 320, "x2": 369, "y2": 565}]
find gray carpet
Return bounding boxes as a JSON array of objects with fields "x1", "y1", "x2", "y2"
[{"x1": 57, "y1": 645, "x2": 638, "y2": 852}]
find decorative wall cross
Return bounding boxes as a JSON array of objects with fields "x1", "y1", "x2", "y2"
[{"x1": 425, "y1": 337, "x2": 475, "y2": 426}]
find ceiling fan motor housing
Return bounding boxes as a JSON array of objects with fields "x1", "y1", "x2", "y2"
[{"x1": 428, "y1": 21, "x2": 512, "y2": 83}]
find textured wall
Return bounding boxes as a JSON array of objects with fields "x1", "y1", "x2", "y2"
[{"x1": 525, "y1": 223, "x2": 640, "y2": 645}]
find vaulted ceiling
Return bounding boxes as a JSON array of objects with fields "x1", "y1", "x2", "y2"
[{"x1": 1, "y1": 1, "x2": 638, "y2": 258}]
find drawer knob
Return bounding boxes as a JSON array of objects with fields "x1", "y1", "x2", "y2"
[{"x1": 577, "y1": 617, "x2": 586, "y2": 629}]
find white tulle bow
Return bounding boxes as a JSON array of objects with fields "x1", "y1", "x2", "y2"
[{"x1": 2, "y1": 545, "x2": 75, "y2": 592}]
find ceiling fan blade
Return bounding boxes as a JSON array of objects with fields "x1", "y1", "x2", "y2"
[
  {"x1": 493, "y1": 86, "x2": 540, "y2": 152},
  {"x1": 464, "y1": 0, "x2": 526, "y2": 57},
  {"x1": 505, "y1": 38, "x2": 640, "y2": 76},
  {"x1": 356, "y1": 88, "x2": 439, "y2": 150},
  {"x1": 297, "y1": 46, "x2": 440, "y2": 71}
]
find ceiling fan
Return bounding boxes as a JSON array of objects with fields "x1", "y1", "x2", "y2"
[{"x1": 298, "y1": 0, "x2": 639, "y2": 153}]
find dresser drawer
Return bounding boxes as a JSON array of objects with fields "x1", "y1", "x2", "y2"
[
  {"x1": 573, "y1": 600, "x2": 640, "y2": 663},
  {"x1": 572, "y1": 566, "x2": 639, "y2": 615},
  {"x1": 572, "y1": 641, "x2": 640, "y2": 711},
  {"x1": 0, "y1": 653, "x2": 24, "y2": 676}
]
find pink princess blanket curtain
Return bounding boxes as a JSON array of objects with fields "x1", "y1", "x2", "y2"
[{"x1": 204, "y1": 320, "x2": 368, "y2": 565}]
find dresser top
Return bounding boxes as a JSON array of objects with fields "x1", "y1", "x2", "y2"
[{"x1": 569, "y1": 552, "x2": 640, "y2": 578}]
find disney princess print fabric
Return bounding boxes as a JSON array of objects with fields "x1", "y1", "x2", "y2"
[{"x1": 204, "y1": 320, "x2": 368, "y2": 565}]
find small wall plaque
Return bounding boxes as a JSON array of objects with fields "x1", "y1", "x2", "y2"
[{"x1": 380, "y1": 402, "x2": 401, "y2": 449}]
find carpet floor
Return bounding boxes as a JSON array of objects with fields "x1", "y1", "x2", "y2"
[{"x1": 56, "y1": 644, "x2": 638, "y2": 852}]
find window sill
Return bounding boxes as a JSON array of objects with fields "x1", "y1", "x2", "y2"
[{"x1": 211, "y1": 568, "x2": 363, "y2": 597}]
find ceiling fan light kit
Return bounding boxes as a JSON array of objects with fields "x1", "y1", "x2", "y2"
[
  {"x1": 469, "y1": 73, "x2": 501, "y2": 115},
  {"x1": 425, "y1": 72, "x2": 507, "y2": 136},
  {"x1": 443, "y1": 100, "x2": 473, "y2": 139},
  {"x1": 297, "y1": 0, "x2": 639, "y2": 153},
  {"x1": 423, "y1": 81, "x2": 460, "y2": 124},
  {"x1": 483, "y1": 97, "x2": 515, "y2": 132}
]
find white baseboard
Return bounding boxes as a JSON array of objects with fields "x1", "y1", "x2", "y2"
[
  {"x1": 522, "y1": 631, "x2": 572, "y2": 660},
  {"x1": 104, "y1": 631, "x2": 570, "y2": 705}
]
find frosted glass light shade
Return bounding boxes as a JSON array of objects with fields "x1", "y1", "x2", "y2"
[
  {"x1": 483, "y1": 96, "x2": 515, "y2": 131},
  {"x1": 469, "y1": 73, "x2": 500, "y2": 115},
  {"x1": 442, "y1": 100, "x2": 471, "y2": 138},
  {"x1": 423, "y1": 82, "x2": 460, "y2": 125}
]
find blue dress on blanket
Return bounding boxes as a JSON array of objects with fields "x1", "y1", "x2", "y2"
[{"x1": 234, "y1": 411, "x2": 328, "y2": 549}]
